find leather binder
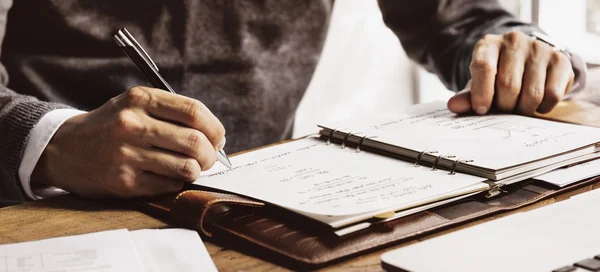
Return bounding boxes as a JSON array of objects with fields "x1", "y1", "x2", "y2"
[
  {"x1": 138, "y1": 175, "x2": 600, "y2": 268},
  {"x1": 135, "y1": 105, "x2": 600, "y2": 268}
]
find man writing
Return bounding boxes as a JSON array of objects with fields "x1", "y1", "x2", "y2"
[{"x1": 0, "y1": 0, "x2": 586, "y2": 206}]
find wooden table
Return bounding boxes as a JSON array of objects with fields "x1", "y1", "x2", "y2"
[
  {"x1": 3, "y1": 71, "x2": 600, "y2": 271},
  {"x1": 2, "y1": 183, "x2": 599, "y2": 272}
]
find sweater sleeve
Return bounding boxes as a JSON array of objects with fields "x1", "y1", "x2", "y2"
[
  {"x1": 0, "y1": 0, "x2": 70, "y2": 206},
  {"x1": 377, "y1": 0, "x2": 543, "y2": 92}
]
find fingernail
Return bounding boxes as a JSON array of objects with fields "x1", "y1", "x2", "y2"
[{"x1": 475, "y1": 107, "x2": 488, "y2": 115}]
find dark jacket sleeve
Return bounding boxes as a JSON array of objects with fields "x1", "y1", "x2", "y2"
[
  {"x1": 377, "y1": 0, "x2": 542, "y2": 91},
  {"x1": 0, "y1": 0, "x2": 69, "y2": 206}
]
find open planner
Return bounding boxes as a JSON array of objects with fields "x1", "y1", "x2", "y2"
[{"x1": 194, "y1": 101, "x2": 600, "y2": 236}]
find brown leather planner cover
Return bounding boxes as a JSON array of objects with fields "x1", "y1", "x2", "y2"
[
  {"x1": 137, "y1": 102, "x2": 600, "y2": 268},
  {"x1": 137, "y1": 175, "x2": 600, "y2": 268}
]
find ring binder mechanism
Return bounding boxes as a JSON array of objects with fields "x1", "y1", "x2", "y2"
[
  {"x1": 431, "y1": 155, "x2": 456, "y2": 171},
  {"x1": 326, "y1": 128, "x2": 349, "y2": 145},
  {"x1": 486, "y1": 183, "x2": 507, "y2": 198},
  {"x1": 325, "y1": 130, "x2": 496, "y2": 196},
  {"x1": 449, "y1": 159, "x2": 474, "y2": 175},
  {"x1": 326, "y1": 128, "x2": 341, "y2": 145},
  {"x1": 357, "y1": 135, "x2": 378, "y2": 153},
  {"x1": 342, "y1": 131, "x2": 358, "y2": 149},
  {"x1": 414, "y1": 150, "x2": 439, "y2": 167},
  {"x1": 325, "y1": 128, "x2": 370, "y2": 151}
]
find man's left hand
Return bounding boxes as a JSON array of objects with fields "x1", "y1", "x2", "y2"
[{"x1": 447, "y1": 31, "x2": 575, "y2": 116}]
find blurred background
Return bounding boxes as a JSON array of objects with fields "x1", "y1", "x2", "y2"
[{"x1": 293, "y1": 0, "x2": 600, "y2": 137}]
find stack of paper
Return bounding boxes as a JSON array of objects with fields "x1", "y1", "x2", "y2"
[
  {"x1": 0, "y1": 228, "x2": 217, "y2": 272},
  {"x1": 533, "y1": 159, "x2": 600, "y2": 187}
]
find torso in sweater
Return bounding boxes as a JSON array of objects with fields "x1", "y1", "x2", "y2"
[{"x1": 1, "y1": 0, "x2": 332, "y2": 152}]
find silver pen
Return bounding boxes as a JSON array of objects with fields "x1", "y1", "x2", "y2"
[{"x1": 114, "y1": 27, "x2": 233, "y2": 169}]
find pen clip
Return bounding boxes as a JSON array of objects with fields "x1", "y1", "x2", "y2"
[{"x1": 115, "y1": 28, "x2": 159, "y2": 72}]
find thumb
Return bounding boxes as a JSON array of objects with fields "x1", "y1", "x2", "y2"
[{"x1": 447, "y1": 80, "x2": 473, "y2": 114}]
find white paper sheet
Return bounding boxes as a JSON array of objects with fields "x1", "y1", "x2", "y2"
[
  {"x1": 534, "y1": 159, "x2": 600, "y2": 187},
  {"x1": 321, "y1": 101, "x2": 600, "y2": 171},
  {"x1": 380, "y1": 187, "x2": 600, "y2": 272},
  {"x1": 0, "y1": 229, "x2": 217, "y2": 272},
  {"x1": 0, "y1": 229, "x2": 143, "y2": 272},
  {"x1": 130, "y1": 229, "x2": 217, "y2": 272},
  {"x1": 195, "y1": 137, "x2": 487, "y2": 217}
]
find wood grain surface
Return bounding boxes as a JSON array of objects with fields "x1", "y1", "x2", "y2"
[{"x1": 2, "y1": 68, "x2": 600, "y2": 271}]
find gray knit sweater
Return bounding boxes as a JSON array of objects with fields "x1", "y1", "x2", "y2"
[{"x1": 0, "y1": 0, "x2": 548, "y2": 205}]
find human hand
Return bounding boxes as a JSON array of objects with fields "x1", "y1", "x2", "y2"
[
  {"x1": 447, "y1": 31, "x2": 575, "y2": 116},
  {"x1": 31, "y1": 86, "x2": 225, "y2": 198}
]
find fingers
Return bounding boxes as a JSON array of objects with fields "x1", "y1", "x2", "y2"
[
  {"x1": 462, "y1": 31, "x2": 575, "y2": 116},
  {"x1": 447, "y1": 87, "x2": 472, "y2": 114},
  {"x1": 133, "y1": 147, "x2": 206, "y2": 183},
  {"x1": 469, "y1": 35, "x2": 501, "y2": 115},
  {"x1": 143, "y1": 119, "x2": 218, "y2": 171},
  {"x1": 118, "y1": 86, "x2": 226, "y2": 148},
  {"x1": 518, "y1": 40, "x2": 551, "y2": 116},
  {"x1": 537, "y1": 51, "x2": 574, "y2": 113},
  {"x1": 495, "y1": 32, "x2": 528, "y2": 112}
]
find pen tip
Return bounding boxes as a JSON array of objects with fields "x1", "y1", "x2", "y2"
[{"x1": 218, "y1": 149, "x2": 233, "y2": 169}]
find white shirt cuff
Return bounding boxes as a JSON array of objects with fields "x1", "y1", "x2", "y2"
[{"x1": 18, "y1": 109, "x2": 87, "y2": 200}]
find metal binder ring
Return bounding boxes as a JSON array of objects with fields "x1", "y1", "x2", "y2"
[
  {"x1": 431, "y1": 154, "x2": 456, "y2": 171},
  {"x1": 356, "y1": 135, "x2": 378, "y2": 153},
  {"x1": 341, "y1": 131, "x2": 354, "y2": 149},
  {"x1": 414, "y1": 150, "x2": 439, "y2": 167},
  {"x1": 448, "y1": 159, "x2": 474, "y2": 175},
  {"x1": 327, "y1": 128, "x2": 341, "y2": 145}
]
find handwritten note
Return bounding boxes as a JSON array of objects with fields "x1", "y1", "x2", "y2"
[
  {"x1": 196, "y1": 137, "x2": 486, "y2": 217},
  {"x1": 321, "y1": 101, "x2": 600, "y2": 170}
]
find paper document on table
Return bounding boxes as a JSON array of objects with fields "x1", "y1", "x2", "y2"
[
  {"x1": 0, "y1": 228, "x2": 217, "y2": 272},
  {"x1": 130, "y1": 229, "x2": 217, "y2": 272},
  {"x1": 195, "y1": 137, "x2": 488, "y2": 218},
  {"x1": 533, "y1": 159, "x2": 600, "y2": 187},
  {"x1": 0, "y1": 229, "x2": 143, "y2": 272},
  {"x1": 320, "y1": 101, "x2": 600, "y2": 171}
]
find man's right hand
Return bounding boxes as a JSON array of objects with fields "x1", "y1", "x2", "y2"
[{"x1": 31, "y1": 86, "x2": 226, "y2": 198}]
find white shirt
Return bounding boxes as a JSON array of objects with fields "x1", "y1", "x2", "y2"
[{"x1": 18, "y1": 109, "x2": 85, "y2": 199}]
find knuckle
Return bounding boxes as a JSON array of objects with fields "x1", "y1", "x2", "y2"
[
  {"x1": 496, "y1": 76, "x2": 521, "y2": 94},
  {"x1": 549, "y1": 51, "x2": 569, "y2": 65},
  {"x1": 474, "y1": 39, "x2": 490, "y2": 50},
  {"x1": 481, "y1": 34, "x2": 497, "y2": 42},
  {"x1": 114, "y1": 145, "x2": 130, "y2": 162},
  {"x1": 531, "y1": 40, "x2": 551, "y2": 55},
  {"x1": 179, "y1": 159, "x2": 201, "y2": 182},
  {"x1": 470, "y1": 57, "x2": 497, "y2": 74},
  {"x1": 187, "y1": 130, "x2": 204, "y2": 153},
  {"x1": 124, "y1": 86, "x2": 152, "y2": 106},
  {"x1": 503, "y1": 31, "x2": 525, "y2": 48},
  {"x1": 186, "y1": 100, "x2": 206, "y2": 124},
  {"x1": 114, "y1": 111, "x2": 144, "y2": 135},
  {"x1": 528, "y1": 86, "x2": 545, "y2": 104}
]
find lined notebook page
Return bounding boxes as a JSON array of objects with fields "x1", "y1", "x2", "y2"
[
  {"x1": 195, "y1": 137, "x2": 487, "y2": 218},
  {"x1": 320, "y1": 101, "x2": 600, "y2": 171}
]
